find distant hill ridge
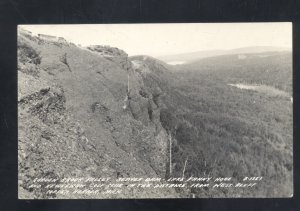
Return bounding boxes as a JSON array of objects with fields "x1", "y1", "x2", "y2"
[{"x1": 158, "y1": 46, "x2": 291, "y2": 64}]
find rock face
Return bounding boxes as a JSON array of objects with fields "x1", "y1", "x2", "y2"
[
  {"x1": 87, "y1": 45, "x2": 128, "y2": 57},
  {"x1": 18, "y1": 31, "x2": 179, "y2": 198},
  {"x1": 87, "y1": 45, "x2": 132, "y2": 70}
]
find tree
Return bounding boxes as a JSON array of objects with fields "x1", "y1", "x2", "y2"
[
  {"x1": 182, "y1": 157, "x2": 188, "y2": 178},
  {"x1": 169, "y1": 132, "x2": 172, "y2": 176}
]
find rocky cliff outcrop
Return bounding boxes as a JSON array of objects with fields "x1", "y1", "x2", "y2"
[
  {"x1": 87, "y1": 45, "x2": 132, "y2": 70},
  {"x1": 18, "y1": 31, "x2": 179, "y2": 198}
]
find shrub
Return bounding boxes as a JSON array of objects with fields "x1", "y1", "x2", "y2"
[{"x1": 18, "y1": 40, "x2": 41, "y2": 65}]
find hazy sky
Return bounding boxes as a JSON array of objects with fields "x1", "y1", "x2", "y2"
[{"x1": 20, "y1": 23, "x2": 292, "y2": 57}]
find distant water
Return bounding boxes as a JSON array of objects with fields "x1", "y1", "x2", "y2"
[
  {"x1": 228, "y1": 83, "x2": 291, "y2": 100},
  {"x1": 167, "y1": 61, "x2": 186, "y2": 65}
]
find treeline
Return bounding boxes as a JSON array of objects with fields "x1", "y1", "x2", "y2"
[{"x1": 178, "y1": 52, "x2": 292, "y2": 94}]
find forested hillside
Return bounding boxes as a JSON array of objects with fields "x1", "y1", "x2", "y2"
[
  {"x1": 133, "y1": 52, "x2": 293, "y2": 197},
  {"x1": 176, "y1": 52, "x2": 292, "y2": 94}
]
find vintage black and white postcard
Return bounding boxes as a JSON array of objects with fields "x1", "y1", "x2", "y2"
[{"x1": 17, "y1": 23, "x2": 293, "y2": 199}]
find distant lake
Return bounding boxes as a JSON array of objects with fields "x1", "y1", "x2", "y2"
[{"x1": 228, "y1": 83, "x2": 291, "y2": 100}]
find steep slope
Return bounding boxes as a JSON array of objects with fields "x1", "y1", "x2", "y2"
[{"x1": 18, "y1": 30, "x2": 179, "y2": 198}]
